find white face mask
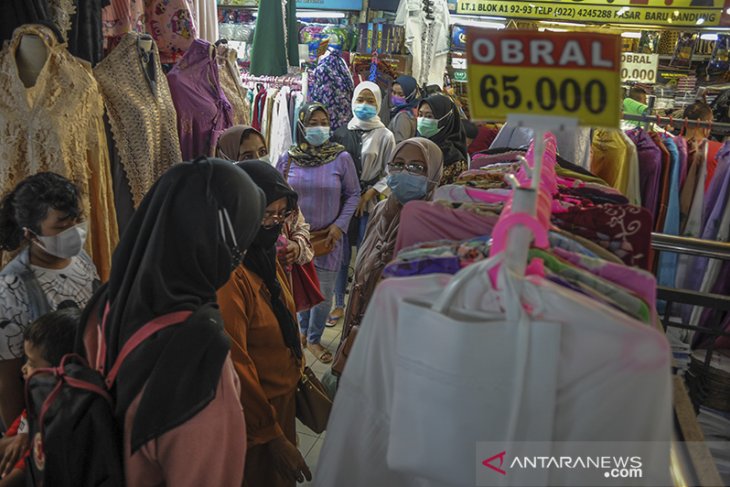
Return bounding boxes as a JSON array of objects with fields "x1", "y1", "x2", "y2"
[{"x1": 31, "y1": 222, "x2": 87, "y2": 259}]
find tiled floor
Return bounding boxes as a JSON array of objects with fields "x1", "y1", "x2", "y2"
[{"x1": 298, "y1": 315, "x2": 344, "y2": 486}]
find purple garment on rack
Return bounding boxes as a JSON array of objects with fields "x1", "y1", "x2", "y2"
[
  {"x1": 626, "y1": 129, "x2": 662, "y2": 222},
  {"x1": 276, "y1": 152, "x2": 361, "y2": 272},
  {"x1": 167, "y1": 39, "x2": 233, "y2": 160},
  {"x1": 309, "y1": 50, "x2": 354, "y2": 131}
]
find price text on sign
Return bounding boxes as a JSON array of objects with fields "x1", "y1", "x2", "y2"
[
  {"x1": 621, "y1": 53, "x2": 659, "y2": 84},
  {"x1": 455, "y1": 0, "x2": 728, "y2": 26},
  {"x1": 466, "y1": 30, "x2": 621, "y2": 128}
]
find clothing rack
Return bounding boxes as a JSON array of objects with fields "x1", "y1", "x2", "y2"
[
  {"x1": 623, "y1": 113, "x2": 730, "y2": 135},
  {"x1": 651, "y1": 233, "x2": 730, "y2": 409}
]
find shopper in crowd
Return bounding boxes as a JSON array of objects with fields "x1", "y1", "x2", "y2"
[
  {"x1": 216, "y1": 125, "x2": 270, "y2": 162},
  {"x1": 417, "y1": 93, "x2": 469, "y2": 185},
  {"x1": 683, "y1": 100, "x2": 722, "y2": 190},
  {"x1": 622, "y1": 86, "x2": 649, "y2": 129},
  {"x1": 277, "y1": 103, "x2": 360, "y2": 363},
  {"x1": 81, "y1": 159, "x2": 264, "y2": 486},
  {"x1": 330, "y1": 81, "x2": 395, "y2": 325},
  {"x1": 337, "y1": 138, "x2": 443, "y2": 367},
  {"x1": 216, "y1": 126, "x2": 314, "y2": 271},
  {"x1": 388, "y1": 75, "x2": 420, "y2": 144},
  {"x1": 0, "y1": 307, "x2": 80, "y2": 487},
  {"x1": 218, "y1": 161, "x2": 310, "y2": 487},
  {"x1": 0, "y1": 173, "x2": 97, "y2": 429}
]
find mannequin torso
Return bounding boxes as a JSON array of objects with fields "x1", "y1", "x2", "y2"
[{"x1": 15, "y1": 34, "x2": 48, "y2": 88}]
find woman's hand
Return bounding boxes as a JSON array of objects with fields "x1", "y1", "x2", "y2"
[
  {"x1": 355, "y1": 188, "x2": 378, "y2": 217},
  {"x1": 326, "y1": 225, "x2": 343, "y2": 249},
  {"x1": 268, "y1": 436, "x2": 312, "y2": 483},
  {"x1": 285, "y1": 240, "x2": 300, "y2": 266},
  {"x1": 0, "y1": 433, "x2": 28, "y2": 478}
]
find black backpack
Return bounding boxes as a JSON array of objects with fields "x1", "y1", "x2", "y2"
[
  {"x1": 24, "y1": 303, "x2": 193, "y2": 486},
  {"x1": 25, "y1": 355, "x2": 124, "y2": 487}
]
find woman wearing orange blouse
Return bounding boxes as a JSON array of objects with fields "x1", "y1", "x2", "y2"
[{"x1": 217, "y1": 161, "x2": 311, "y2": 487}]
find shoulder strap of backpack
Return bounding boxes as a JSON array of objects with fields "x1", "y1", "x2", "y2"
[
  {"x1": 3, "y1": 250, "x2": 52, "y2": 322},
  {"x1": 101, "y1": 308, "x2": 194, "y2": 388}
]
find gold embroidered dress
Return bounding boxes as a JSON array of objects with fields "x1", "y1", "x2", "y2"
[
  {"x1": 0, "y1": 24, "x2": 118, "y2": 280},
  {"x1": 94, "y1": 32, "x2": 182, "y2": 208}
]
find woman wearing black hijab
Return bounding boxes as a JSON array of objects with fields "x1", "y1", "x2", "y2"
[
  {"x1": 78, "y1": 159, "x2": 265, "y2": 486},
  {"x1": 417, "y1": 93, "x2": 469, "y2": 184},
  {"x1": 217, "y1": 161, "x2": 311, "y2": 487}
]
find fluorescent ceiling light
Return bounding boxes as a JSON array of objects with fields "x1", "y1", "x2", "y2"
[
  {"x1": 701, "y1": 33, "x2": 718, "y2": 41},
  {"x1": 452, "y1": 20, "x2": 505, "y2": 29},
  {"x1": 296, "y1": 10, "x2": 346, "y2": 18},
  {"x1": 538, "y1": 21, "x2": 586, "y2": 27},
  {"x1": 696, "y1": 17, "x2": 706, "y2": 25},
  {"x1": 621, "y1": 32, "x2": 642, "y2": 39}
]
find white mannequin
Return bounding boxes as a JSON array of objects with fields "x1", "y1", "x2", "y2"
[{"x1": 15, "y1": 34, "x2": 48, "y2": 88}]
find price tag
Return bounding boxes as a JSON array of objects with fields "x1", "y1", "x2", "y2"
[
  {"x1": 621, "y1": 53, "x2": 659, "y2": 84},
  {"x1": 466, "y1": 30, "x2": 621, "y2": 128}
]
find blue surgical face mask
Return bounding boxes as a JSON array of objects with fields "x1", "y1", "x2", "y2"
[
  {"x1": 387, "y1": 172, "x2": 428, "y2": 204},
  {"x1": 353, "y1": 103, "x2": 378, "y2": 120},
  {"x1": 304, "y1": 126, "x2": 330, "y2": 146}
]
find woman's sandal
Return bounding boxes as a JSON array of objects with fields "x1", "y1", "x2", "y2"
[
  {"x1": 307, "y1": 344, "x2": 334, "y2": 364},
  {"x1": 326, "y1": 307, "x2": 344, "y2": 327}
]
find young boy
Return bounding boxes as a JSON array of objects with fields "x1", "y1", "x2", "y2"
[{"x1": 0, "y1": 308, "x2": 79, "y2": 487}]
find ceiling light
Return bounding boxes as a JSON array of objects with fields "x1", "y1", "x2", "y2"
[
  {"x1": 296, "y1": 10, "x2": 346, "y2": 19},
  {"x1": 621, "y1": 32, "x2": 642, "y2": 39},
  {"x1": 696, "y1": 17, "x2": 706, "y2": 25},
  {"x1": 701, "y1": 33, "x2": 718, "y2": 41},
  {"x1": 452, "y1": 20, "x2": 506, "y2": 29}
]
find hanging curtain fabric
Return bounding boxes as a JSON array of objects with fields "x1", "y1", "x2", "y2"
[
  {"x1": 249, "y1": 0, "x2": 297, "y2": 76},
  {"x1": 192, "y1": 0, "x2": 218, "y2": 43}
]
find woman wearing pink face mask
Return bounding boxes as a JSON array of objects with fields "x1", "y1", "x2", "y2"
[
  {"x1": 388, "y1": 75, "x2": 420, "y2": 144},
  {"x1": 0, "y1": 172, "x2": 98, "y2": 429}
]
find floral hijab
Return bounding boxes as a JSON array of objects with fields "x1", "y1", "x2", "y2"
[{"x1": 288, "y1": 103, "x2": 346, "y2": 167}]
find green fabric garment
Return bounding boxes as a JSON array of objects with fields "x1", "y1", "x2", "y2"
[{"x1": 250, "y1": 0, "x2": 298, "y2": 76}]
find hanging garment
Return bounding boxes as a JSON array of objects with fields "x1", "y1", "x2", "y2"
[
  {"x1": 649, "y1": 132, "x2": 672, "y2": 233},
  {"x1": 192, "y1": 0, "x2": 217, "y2": 43},
  {"x1": 0, "y1": 24, "x2": 118, "y2": 279},
  {"x1": 66, "y1": 0, "x2": 108, "y2": 64},
  {"x1": 216, "y1": 43, "x2": 250, "y2": 126},
  {"x1": 167, "y1": 39, "x2": 233, "y2": 160},
  {"x1": 395, "y1": 0, "x2": 449, "y2": 87},
  {"x1": 102, "y1": 0, "x2": 196, "y2": 64},
  {"x1": 310, "y1": 50, "x2": 355, "y2": 131},
  {"x1": 591, "y1": 129, "x2": 630, "y2": 194},
  {"x1": 315, "y1": 258, "x2": 672, "y2": 487},
  {"x1": 656, "y1": 135, "x2": 682, "y2": 289},
  {"x1": 94, "y1": 32, "x2": 182, "y2": 208},
  {"x1": 626, "y1": 129, "x2": 662, "y2": 221},
  {"x1": 491, "y1": 124, "x2": 593, "y2": 170},
  {"x1": 1, "y1": 1, "x2": 50, "y2": 43},
  {"x1": 249, "y1": 0, "x2": 297, "y2": 76},
  {"x1": 619, "y1": 131, "x2": 642, "y2": 206},
  {"x1": 675, "y1": 135, "x2": 689, "y2": 190},
  {"x1": 268, "y1": 86, "x2": 293, "y2": 166}
]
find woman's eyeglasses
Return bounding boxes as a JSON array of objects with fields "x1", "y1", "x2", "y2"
[
  {"x1": 261, "y1": 209, "x2": 294, "y2": 228},
  {"x1": 387, "y1": 161, "x2": 427, "y2": 176}
]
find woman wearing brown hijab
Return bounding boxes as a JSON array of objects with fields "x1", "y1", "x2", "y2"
[{"x1": 334, "y1": 138, "x2": 444, "y2": 374}]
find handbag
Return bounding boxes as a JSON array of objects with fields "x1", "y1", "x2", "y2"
[
  {"x1": 295, "y1": 366, "x2": 333, "y2": 434},
  {"x1": 332, "y1": 324, "x2": 358, "y2": 377},
  {"x1": 291, "y1": 260, "x2": 325, "y2": 312},
  {"x1": 309, "y1": 229, "x2": 333, "y2": 257}
]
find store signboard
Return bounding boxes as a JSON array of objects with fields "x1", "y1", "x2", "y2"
[
  {"x1": 466, "y1": 29, "x2": 621, "y2": 127},
  {"x1": 621, "y1": 52, "x2": 659, "y2": 84},
  {"x1": 455, "y1": 0, "x2": 730, "y2": 26},
  {"x1": 296, "y1": 0, "x2": 363, "y2": 10}
]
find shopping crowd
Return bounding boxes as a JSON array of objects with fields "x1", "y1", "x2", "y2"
[
  {"x1": 0, "y1": 61, "x2": 723, "y2": 484},
  {"x1": 0, "y1": 75, "x2": 469, "y2": 486}
]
